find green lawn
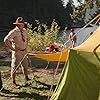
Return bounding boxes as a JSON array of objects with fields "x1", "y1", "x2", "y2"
[
  {"x1": 0, "y1": 59, "x2": 63, "y2": 100},
  {"x1": 0, "y1": 35, "x2": 63, "y2": 100}
]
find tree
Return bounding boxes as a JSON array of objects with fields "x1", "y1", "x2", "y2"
[
  {"x1": 71, "y1": 0, "x2": 100, "y2": 24},
  {"x1": 0, "y1": 0, "x2": 70, "y2": 29},
  {"x1": 64, "y1": 0, "x2": 74, "y2": 28}
]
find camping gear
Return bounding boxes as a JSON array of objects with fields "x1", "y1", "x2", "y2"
[
  {"x1": 29, "y1": 49, "x2": 68, "y2": 62},
  {"x1": 50, "y1": 26, "x2": 100, "y2": 100}
]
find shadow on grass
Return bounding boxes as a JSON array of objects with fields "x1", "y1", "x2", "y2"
[
  {"x1": 14, "y1": 92, "x2": 47, "y2": 100},
  {"x1": 0, "y1": 81, "x2": 55, "y2": 99},
  {"x1": 34, "y1": 80, "x2": 56, "y2": 91},
  {"x1": 19, "y1": 80, "x2": 56, "y2": 91},
  {"x1": 0, "y1": 80, "x2": 56, "y2": 100},
  {"x1": 13, "y1": 79, "x2": 56, "y2": 91},
  {"x1": 1, "y1": 88, "x2": 11, "y2": 94},
  {"x1": 30, "y1": 56, "x2": 64, "y2": 69},
  {"x1": 0, "y1": 88, "x2": 47, "y2": 100}
]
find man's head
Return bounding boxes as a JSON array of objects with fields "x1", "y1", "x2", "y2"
[
  {"x1": 13, "y1": 17, "x2": 25, "y2": 30},
  {"x1": 71, "y1": 29, "x2": 74, "y2": 32}
]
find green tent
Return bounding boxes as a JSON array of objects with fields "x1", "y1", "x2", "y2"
[{"x1": 50, "y1": 26, "x2": 100, "y2": 100}]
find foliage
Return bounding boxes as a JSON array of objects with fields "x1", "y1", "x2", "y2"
[
  {"x1": 0, "y1": 0, "x2": 99, "y2": 32},
  {"x1": 27, "y1": 20, "x2": 67, "y2": 52},
  {"x1": 0, "y1": 0, "x2": 68, "y2": 29},
  {"x1": 57, "y1": 27, "x2": 67, "y2": 44},
  {"x1": 72, "y1": 0, "x2": 100, "y2": 24},
  {"x1": 64, "y1": 1, "x2": 74, "y2": 27}
]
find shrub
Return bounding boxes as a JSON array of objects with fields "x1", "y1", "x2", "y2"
[{"x1": 27, "y1": 20, "x2": 67, "y2": 52}]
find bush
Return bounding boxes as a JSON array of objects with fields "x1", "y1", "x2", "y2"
[{"x1": 27, "y1": 20, "x2": 67, "y2": 52}]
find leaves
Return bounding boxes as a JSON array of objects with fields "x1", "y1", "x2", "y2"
[
  {"x1": 27, "y1": 20, "x2": 67, "y2": 52},
  {"x1": 72, "y1": 0, "x2": 100, "y2": 23}
]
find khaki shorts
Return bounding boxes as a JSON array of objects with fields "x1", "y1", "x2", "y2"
[{"x1": 11, "y1": 50, "x2": 29, "y2": 70}]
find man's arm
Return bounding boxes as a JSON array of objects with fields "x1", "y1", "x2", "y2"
[
  {"x1": 4, "y1": 39, "x2": 16, "y2": 51},
  {"x1": 4, "y1": 29, "x2": 19, "y2": 51}
]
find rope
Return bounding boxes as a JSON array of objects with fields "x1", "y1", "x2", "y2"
[
  {"x1": 47, "y1": 50, "x2": 68, "y2": 100},
  {"x1": 36, "y1": 59, "x2": 50, "y2": 77},
  {"x1": 95, "y1": 17, "x2": 100, "y2": 25},
  {"x1": 0, "y1": 53, "x2": 28, "y2": 92},
  {"x1": 81, "y1": 16, "x2": 100, "y2": 44},
  {"x1": 0, "y1": 14, "x2": 99, "y2": 99},
  {"x1": 47, "y1": 14, "x2": 100, "y2": 100},
  {"x1": 64, "y1": 14, "x2": 100, "y2": 47},
  {"x1": 27, "y1": 54, "x2": 36, "y2": 80}
]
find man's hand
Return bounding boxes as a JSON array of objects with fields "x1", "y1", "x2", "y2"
[{"x1": 4, "y1": 39, "x2": 17, "y2": 51}]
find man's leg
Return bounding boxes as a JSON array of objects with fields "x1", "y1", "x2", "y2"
[
  {"x1": 21, "y1": 54, "x2": 30, "y2": 81},
  {"x1": 21, "y1": 65, "x2": 30, "y2": 81},
  {"x1": 11, "y1": 52, "x2": 21, "y2": 86},
  {"x1": 11, "y1": 66, "x2": 16, "y2": 85},
  {"x1": 11, "y1": 53, "x2": 17, "y2": 85},
  {"x1": 73, "y1": 41, "x2": 75, "y2": 47},
  {"x1": 71, "y1": 41, "x2": 74, "y2": 48}
]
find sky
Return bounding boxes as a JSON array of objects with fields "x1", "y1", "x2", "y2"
[{"x1": 63, "y1": 0, "x2": 84, "y2": 6}]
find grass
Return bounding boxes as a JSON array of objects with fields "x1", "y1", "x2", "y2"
[
  {"x1": 0, "y1": 34, "x2": 64, "y2": 100},
  {"x1": 0, "y1": 58, "x2": 63, "y2": 100}
]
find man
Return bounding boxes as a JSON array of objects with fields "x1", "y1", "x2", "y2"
[
  {"x1": 4, "y1": 17, "x2": 30, "y2": 86},
  {"x1": 69, "y1": 29, "x2": 77, "y2": 48}
]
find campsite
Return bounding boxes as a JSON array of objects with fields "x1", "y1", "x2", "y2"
[
  {"x1": 0, "y1": 14, "x2": 100, "y2": 100},
  {"x1": 0, "y1": 58, "x2": 62, "y2": 100},
  {"x1": 0, "y1": 0, "x2": 100, "y2": 100}
]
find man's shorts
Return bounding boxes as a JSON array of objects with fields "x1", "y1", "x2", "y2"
[{"x1": 11, "y1": 50, "x2": 29, "y2": 69}]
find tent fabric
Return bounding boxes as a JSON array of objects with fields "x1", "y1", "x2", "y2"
[
  {"x1": 50, "y1": 26, "x2": 100, "y2": 100},
  {"x1": 74, "y1": 26, "x2": 100, "y2": 52},
  {"x1": 50, "y1": 50, "x2": 100, "y2": 100}
]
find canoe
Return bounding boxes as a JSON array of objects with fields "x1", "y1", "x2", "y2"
[{"x1": 29, "y1": 49, "x2": 68, "y2": 62}]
